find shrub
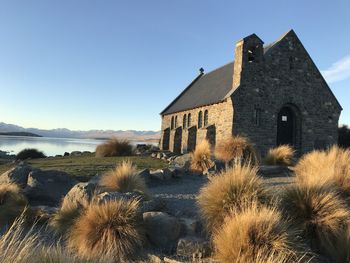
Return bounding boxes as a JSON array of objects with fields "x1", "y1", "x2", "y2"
[
  {"x1": 49, "y1": 201, "x2": 83, "y2": 236},
  {"x1": 339, "y1": 125, "x2": 350, "y2": 148},
  {"x1": 197, "y1": 163, "x2": 270, "y2": 232},
  {"x1": 190, "y1": 140, "x2": 213, "y2": 172},
  {"x1": 0, "y1": 183, "x2": 27, "y2": 227},
  {"x1": 213, "y1": 206, "x2": 303, "y2": 263},
  {"x1": 68, "y1": 199, "x2": 144, "y2": 260},
  {"x1": 99, "y1": 161, "x2": 148, "y2": 195},
  {"x1": 295, "y1": 146, "x2": 350, "y2": 195},
  {"x1": 16, "y1": 148, "x2": 46, "y2": 160},
  {"x1": 215, "y1": 135, "x2": 258, "y2": 166},
  {"x1": 280, "y1": 183, "x2": 350, "y2": 259},
  {"x1": 265, "y1": 145, "x2": 295, "y2": 166},
  {"x1": 95, "y1": 138, "x2": 133, "y2": 157}
]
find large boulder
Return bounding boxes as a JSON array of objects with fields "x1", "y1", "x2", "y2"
[
  {"x1": 24, "y1": 170, "x2": 78, "y2": 206},
  {"x1": 0, "y1": 163, "x2": 32, "y2": 188},
  {"x1": 61, "y1": 181, "x2": 97, "y2": 209},
  {"x1": 143, "y1": 212, "x2": 181, "y2": 251},
  {"x1": 95, "y1": 191, "x2": 144, "y2": 204},
  {"x1": 149, "y1": 168, "x2": 173, "y2": 180},
  {"x1": 171, "y1": 154, "x2": 191, "y2": 170},
  {"x1": 176, "y1": 237, "x2": 211, "y2": 259}
]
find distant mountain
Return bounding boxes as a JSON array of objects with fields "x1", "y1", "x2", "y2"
[
  {"x1": 0, "y1": 132, "x2": 42, "y2": 137},
  {"x1": 0, "y1": 122, "x2": 160, "y2": 141}
]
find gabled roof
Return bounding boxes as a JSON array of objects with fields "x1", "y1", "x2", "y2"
[{"x1": 160, "y1": 30, "x2": 341, "y2": 115}]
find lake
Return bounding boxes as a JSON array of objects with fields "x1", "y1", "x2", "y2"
[{"x1": 0, "y1": 136, "x2": 155, "y2": 156}]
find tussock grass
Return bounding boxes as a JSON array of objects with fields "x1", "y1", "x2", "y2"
[
  {"x1": 68, "y1": 199, "x2": 144, "y2": 260},
  {"x1": 215, "y1": 135, "x2": 258, "y2": 166},
  {"x1": 16, "y1": 148, "x2": 46, "y2": 160},
  {"x1": 190, "y1": 140, "x2": 213, "y2": 173},
  {"x1": 95, "y1": 138, "x2": 133, "y2": 157},
  {"x1": 280, "y1": 183, "x2": 350, "y2": 259},
  {"x1": 295, "y1": 146, "x2": 350, "y2": 195},
  {"x1": 99, "y1": 161, "x2": 148, "y2": 195},
  {"x1": 213, "y1": 206, "x2": 304, "y2": 263},
  {"x1": 197, "y1": 163, "x2": 270, "y2": 232},
  {"x1": 265, "y1": 145, "x2": 295, "y2": 166},
  {"x1": 0, "y1": 183, "x2": 27, "y2": 227}
]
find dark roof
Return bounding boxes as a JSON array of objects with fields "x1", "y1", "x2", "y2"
[{"x1": 160, "y1": 31, "x2": 284, "y2": 115}]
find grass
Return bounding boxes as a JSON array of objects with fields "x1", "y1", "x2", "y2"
[
  {"x1": 265, "y1": 145, "x2": 295, "y2": 166},
  {"x1": 197, "y1": 163, "x2": 270, "y2": 232},
  {"x1": 68, "y1": 199, "x2": 144, "y2": 260},
  {"x1": 99, "y1": 161, "x2": 148, "y2": 195},
  {"x1": 190, "y1": 140, "x2": 213, "y2": 173},
  {"x1": 280, "y1": 183, "x2": 350, "y2": 260},
  {"x1": 215, "y1": 135, "x2": 259, "y2": 166},
  {"x1": 7, "y1": 154, "x2": 167, "y2": 182},
  {"x1": 95, "y1": 138, "x2": 133, "y2": 157},
  {"x1": 213, "y1": 205, "x2": 303, "y2": 263},
  {"x1": 0, "y1": 183, "x2": 28, "y2": 227}
]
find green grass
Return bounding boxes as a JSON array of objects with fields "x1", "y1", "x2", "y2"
[{"x1": 0, "y1": 155, "x2": 166, "y2": 182}]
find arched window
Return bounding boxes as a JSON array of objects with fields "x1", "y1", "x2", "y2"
[
  {"x1": 198, "y1": 111, "x2": 203, "y2": 128},
  {"x1": 183, "y1": 114, "x2": 187, "y2": 129},
  {"x1": 204, "y1": 110, "x2": 209, "y2": 127},
  {"x1": 171, "y1": 116, "x2": 174, "y2": 130},
  {"x1": 175, "y1": 116, "x2": 178, "y2": 128},
  {"x1": 248, "y1": 46, "x2": 257, "y2": 63},
  {"x1": 187, "y1": 113, "x2": 191, "y2": 128}
]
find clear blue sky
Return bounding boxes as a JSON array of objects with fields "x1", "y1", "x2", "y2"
[{"x1": 0, "y1": 0, "x2": 349, "y2": 131}]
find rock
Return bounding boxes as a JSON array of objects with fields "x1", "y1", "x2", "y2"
[
  {"x1": 168, "y1": 167, "x2": 184, "y2": 178},
  {"x1": 171, "y1": 154, "x2": 191, "y2": 170},
  {"x1": 28, "y1": 205, "x2": 58, "y2": 223},
  {"x1": 138, "y1": 169, "x2": 150, "y2": 179},
  {"x1": 204, "y1": 160, "x2": 225, "y2": 176},
  {"x1": 143, "y1": 212, "x2": 181, "y2": 251},
  {"x1": 24, "y1": 169, "x2": 78, "y2": 206},
  {"x1": 62, "y1": 182, "x2": 97, "y2": 209},
  {"x1": 0, "y1": 163, "x2": 32, "y2": 188},
  {"x1": 156, "y1": 153, "x2": 163, "y2": 159},
  {"x1": 63, "y1": 152, "x2": 70, "y2": 156},
  {"x1": 151, "y1": 153, "x2": 157, "y2": 158},
  {"x1": 88, "y1": 174, "x2": 101, "y2": 184},
  {"x1": 70, "y1": 151, "x2": 82, "y2": 156},
  {"x1": 259, "y1": 165, "x2": 292, "y2": 177},
  {"x1": 163, "y1": 257, "x2": 183, "y2": 263},
  {"x1": 55, "y1": 155, "x2": 62, "y2": 158},
  {"x1": 147, "y1": 254, "x2": 163, "y2": 263},
  {"x1": 140, "y1": 197, "x2": 167, "y2": 213},
  {"x1": 176, "y1": 237, "x2": 211, "y2": 258},
  {"x1": 149, "y1": 169, "x2": 173, "y2": 180},
  {"x1": 95, "y1": 191, "x2": 143, "y2": 204},
  {"x1": 179, "y1": 217, "x2": 202, "y2": 236}
]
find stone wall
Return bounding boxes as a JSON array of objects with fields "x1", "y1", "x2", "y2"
[
  {"x1": 231, "y1": 30, "x2": 341, "y2": 157},
  {"x1": 160, "y1": 99, "x2": 234, "y2": 153}
]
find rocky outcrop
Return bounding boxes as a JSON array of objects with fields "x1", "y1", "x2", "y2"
[
  {"x1": 24, "y1": 170, "x2": 78, "y2": 206},
  {"x1": 0, "y1": 163, "x2": 32, "y2": 188}
]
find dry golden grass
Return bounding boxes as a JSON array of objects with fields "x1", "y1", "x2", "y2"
[
  {"x1": 95, "y1": 138, "x2": 133, "y2": 157},
  {"x1": 280, "y1": 183, "x2": 350, "y2": 259},
  {"x1": 68, "y1": 199, "x2": 144, "y2": 260},
  {"x1": 215, "y1": 135, "x2": 259, "y2": 166},
  {"x1": 197, "y1": 163, "x2": 270, "y2": 232},
  {"x1": 295, "y1": 146, "x2": 350, "y2": 194},
  {"x1": 190, "y1": 140, "x2": 213, "y2": 172},
  {"x1": 265, "y1": 145, "x2": 295, "y2": 166},
  {"x1": 0, "y1": 183, "x2": 27, "y2": 227},
  {"x1": 213, "y1": 205, "x2": 304, "y2": 263},
  {"x1": 99, "y1": 161, "x2": 148, "y2": 195},
  {"x1": 49, "y1": 200, "x2": 83, "y2": 236}
]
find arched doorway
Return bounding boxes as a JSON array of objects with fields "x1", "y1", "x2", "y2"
[
  {"x1": 162, "y1": 128, "x2": 170, "y2": 150},
  {"x1": 173, "y1": 127, "x2": 182, "y2": 154},
  {"x1": 277, "y1": 106, "x2": 297, "y2": 147}
]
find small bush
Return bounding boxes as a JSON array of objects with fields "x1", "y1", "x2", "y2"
[
  {"x1": 99, "y1": 161, "x2": 148, "y2": 195},
  {"x1": 190, "y1": 140, "x2": 213, "y2": 172},
  {"x1": 197, "y1": 163, "x2": 270, "y2": 232},
  {"x1": 95, "y1": 138, "x2": 133, "y2": 157},
  {"x1": 16, "y1": 148, "x2": 46, "y2": 160},
  {"x1": 339, "y1": 125, "x2": 350, "y2": 148},
  {"x1": 280, "y1": 183, "x2": 350, "y2": 259},
  {"x1": 68, "y1": 199, "x2": 144, "y2": 260},
  {"x1": 265, "y1": 145, "x2": 295, "y2": 166},
  {"x1": 0, "y1": 183, "x2": 27, "y2": 227},
  {"x1": 295, "y1": 146, "x2": 350, "y2": 195},
  {"x1": 215, "y1": 135, "x2": 258, "y2": 166},
  {"x1": 213, "y1": 206, "x2": 302, "y2": 263}
]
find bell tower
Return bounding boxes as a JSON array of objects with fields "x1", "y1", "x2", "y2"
[{"x1": 233, "y1": 33, "x2": 264, "y2": 88}]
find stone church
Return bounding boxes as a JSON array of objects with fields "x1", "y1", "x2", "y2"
[{"x1": 159, "y1": 30, "x2": 342, "y2": 156}]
